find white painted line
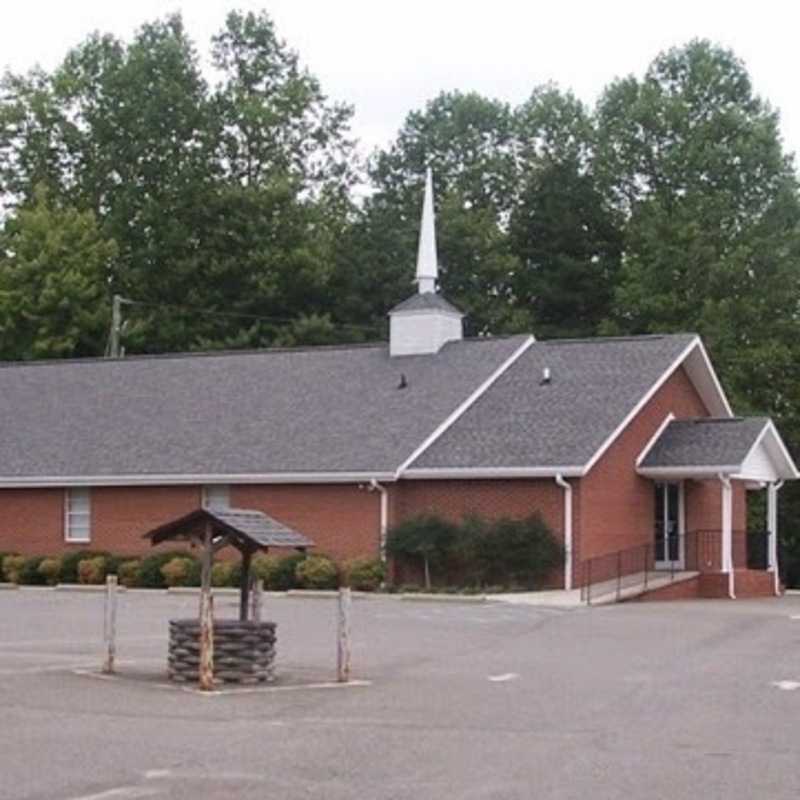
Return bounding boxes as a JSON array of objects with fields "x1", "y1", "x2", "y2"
[
  {"x1": 143, "y1": 770, "x2": 171, "y2": 780},
  {"x1": 488, "y1": 673, "x2": 519, "y2": 683},
  {"x1": 67, "y1": 786, "x2": 159, "y2": 800},
  {"x1": 789, "y1": 615, "x2": 800, "y2": 620},
  {"x1": 772, "y1": 680, "x2": 800, "y2": 691}
]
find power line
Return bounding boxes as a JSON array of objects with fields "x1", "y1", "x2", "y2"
[{"x1": 117, "y1": 297, "x2": 385, "y2": 335}]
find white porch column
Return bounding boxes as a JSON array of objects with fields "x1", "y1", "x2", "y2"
[
  {"x1": 719, "y1": 474, "x2": 735, "y2": 599},
  {"x1": 767, "y1": 481, "x2": 784, "y2": 596}
]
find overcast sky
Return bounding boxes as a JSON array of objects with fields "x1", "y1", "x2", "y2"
[{"x1": 3, "y1": 0, "x2": 799, "y2": 160}]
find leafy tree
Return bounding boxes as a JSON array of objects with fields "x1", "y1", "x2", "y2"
[
  {"x1": 0, "y1": 187, "x2": 116, "y2": 359},
  {"x1": 210, "y1": 10, "x2": 356, "y2": 195},
  {"x1": 386, "y1": 514, "x2": 459, "y2": 589}
]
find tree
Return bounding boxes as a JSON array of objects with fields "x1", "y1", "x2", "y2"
[
  {"x1": 594, "y1": 40, "x2": 800, "y2": 573},
  {"x1": 0, "y1": 187, "x2": 116, "y2": 359},
  {"x1": 386, "y1": 514, "x2": 459, "y2": 589},
  {"x1": 509, "y1": 86, "x2": 622, "y2": 338}
]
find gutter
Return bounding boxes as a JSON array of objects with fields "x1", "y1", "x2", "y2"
[
  {"x1": 369, "y1": 479, "x2": 390, "y2": 562},
  {"x1": 718, "y1": 474, "x2": 735, "y2": 599},
  {"x1": 555, "y1": 474, "x2": 574, "y2": 591}
]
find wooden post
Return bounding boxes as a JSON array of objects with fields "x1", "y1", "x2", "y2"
[
  {"x1": 199, "y1": 523, "x2": 215, "y2": 691},
  {"x1": 337, "y1": 587, "x2": 352, "y2": 683},
  {"x1": 239, "y1": 547, "x2": 253, "y2": 622},
  {"x1": 251, "y1": 578, "x2": 264, "y2": 622},
  {"x1": 102, "y1": 574, "x2": 118, "y2": 674}
]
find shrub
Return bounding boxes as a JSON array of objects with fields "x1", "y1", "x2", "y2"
[
  {"x1": 2, "y1": 555, "x2": 26, "y2": 584},
  {"x1": 269, "y1": 553, "x2": 306, "y2": 591},
  {"x1": 117, "y1": 560, "x2": 141, "y2": 588},
  {"x1": 78, "y1": 556, "x2": 107, "y2": 585},
  {"x1": 211, "y1": 560, "x2": 241, "y2": 588},
  {"x1": 160, "y1": 557, "x2": 196, "y2": 588},
  {"x1": 465, "y1": 513, "x2": 563, "y2": 589},
  {"x1": 137, "y1": 551, "x2": 196, "y2": 589},
  {"x1": 0, "y1": 553, "x2": 13, "y2": 582},
  {"x1": 251, "y1": 553, "x2": 281, "y2": 587},
  {"x1": 386, "y1": 514, "x2": 459, "y2": 589},
  {"x1": 295, "y1": 555, "x2": 339, "y2": 590},
  {"x1": 344, "y1": 558, "x2": 385, "y2": 591},
  {"x1": 37, "y1": 557, "x2": 62, "y2": 586},
  {"x1": 60, "y1": 550, "x2": 108, "y2": 584}
]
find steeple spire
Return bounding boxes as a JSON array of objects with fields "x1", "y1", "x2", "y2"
[{"x1": 415, "y1": 167, "x2": 438, "y2": 294}]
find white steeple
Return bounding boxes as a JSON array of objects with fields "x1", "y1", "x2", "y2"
[{"x1": 415, "y1": 167, "x2": 438, "y2": 294}]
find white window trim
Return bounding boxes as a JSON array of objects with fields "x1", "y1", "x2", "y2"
[{"x1": 64, "y1": 488, "x2": 91, "y2": 543}]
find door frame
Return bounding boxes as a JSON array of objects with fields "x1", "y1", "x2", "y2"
[{"x1": 654, "y1": 480, "x2": 685, "y2": 570}]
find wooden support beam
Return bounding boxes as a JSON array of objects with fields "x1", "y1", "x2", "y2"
[
  {"x1": 337, "y1": 587, "x2": 352, "y2": 683},
  {"x1": 199, "y1": 521, "x2": 215, "y2": 691},
  {"x1": 239, "y1": 547, "x2": 253, "y2": 622},
  {"x1": 102, "y1": 574, "x2": 118, "y2": 674}
]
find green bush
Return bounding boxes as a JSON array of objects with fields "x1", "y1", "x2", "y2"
[
  {"x1": 136, "y1": 551, "x2": 196, "y2": 589},
  {"x1": 59, "y1": 550, "x2": 109, "y2": 584},
  {"x1": 344, "y1": 558, "x2": 385, "y2": 591},
  {"x1": 295, "y1": 555, "x2": 339, "y2": 590},
  {"x1": 386, "y1": 514, "x2": 459, "y2": 589},
  {"x1": 78, "y1": 556, "x2": 107, "y2": 585},
  {"x1": 269, "y1": 553, "x2": 307, "y2": 591},
  {"x1": 37, "y1": 557, "x2": 62, "y2": 586},
  {"x1": 251, "y1": 553, "x2": 281, "y2": 587},
  {"x1": 211, "y1": 560, "x2": 241, "y2": 587},
  {"x1": 117, "y1": 560, "x2": 141, "y2": 588},
  {"x1": 160, "y1": 557, "x2": 196, "y2": 587},
  {"x1": 463, "y1": 513, "x2": 563, "y2": 589},
  {"x1": 0, "y1": 553, "x2": 18, "y2": 583},
  {"x1": 3, "y1": 555, "x2": 26, "y2": 584}
]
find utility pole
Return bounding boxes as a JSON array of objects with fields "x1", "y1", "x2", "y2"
[{"x1": 108, "y1": 294, "x2": 128, "y2": 358}]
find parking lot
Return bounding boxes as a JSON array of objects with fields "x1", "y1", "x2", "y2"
[{"x1": 0, "y1": 588, "x2": 799, "y2": 800}]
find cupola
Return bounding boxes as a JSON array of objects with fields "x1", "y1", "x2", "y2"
[{"x1": 389, "y1": 168, "x2": 464, "y2": 357}]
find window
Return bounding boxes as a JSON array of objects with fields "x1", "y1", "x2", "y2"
[
  {"x1": 65, "y1": 488, "x2": 91, "y2": 542},
  {"x1": 202, "y1": 485, "x2": 230, "y2": 510}
]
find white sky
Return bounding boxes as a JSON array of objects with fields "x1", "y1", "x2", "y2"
[{"x1": 3, "y1": 0, "x2": 800, "y2": 160}]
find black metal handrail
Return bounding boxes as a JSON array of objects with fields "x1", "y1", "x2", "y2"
[{"x1": 579, "y1": 530, "x2": 728, "y2": 605}]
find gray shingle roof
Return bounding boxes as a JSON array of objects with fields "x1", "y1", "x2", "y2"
[
  {"x1": 389, "y1": 292, "x2": 463, "y2": 315},
  {"x1": 145, "y1": 507, "x2": 313, "y2": 549},
  {"x1": 409, "y1": 334, "x2": 699, "y2": 470},
  {"x1": 640, "y1": 417, "x2": 769, "y2": 469},
  {"x1": 0, "y1": 336, "x2": 526, "y2": 478}
]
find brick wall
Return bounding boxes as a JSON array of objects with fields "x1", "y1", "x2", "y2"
[{"x1": 577, "y1": 366, "x2": 743, "y2": 579}]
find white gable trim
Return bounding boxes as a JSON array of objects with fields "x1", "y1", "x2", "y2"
[
  {"x1": 581, "y1": 337, "x2": 732, "y2": 476},
  {"x1": 395, "y1": 336, "x2": 536, "y2": 478},
  {"x1": 733, "y1": 419, "x2": 799, "y2": 481},
  {"x1": 635, "y1": 412, "x2": 676, "y2": 468}
]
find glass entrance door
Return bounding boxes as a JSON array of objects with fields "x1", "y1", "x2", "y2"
[{"x1": 654, "y1": 482, "x2": 683, "y2": 568}]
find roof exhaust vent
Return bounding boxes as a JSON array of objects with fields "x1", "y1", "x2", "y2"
[
  {"x1": 398, "y1": 373, "x2": 408, "y2": 390},
  {"x1": 541, "y1": 367, "x2": 551, "y2": 385}
]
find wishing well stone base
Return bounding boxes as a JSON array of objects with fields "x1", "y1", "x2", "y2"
[{"x1": 168, "y1": 619, "x2": 277, "y2": 684}]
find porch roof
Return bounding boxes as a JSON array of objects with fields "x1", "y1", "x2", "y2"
[{"x1": 637, "y1": 417, "x2": 798, "y2": 482}]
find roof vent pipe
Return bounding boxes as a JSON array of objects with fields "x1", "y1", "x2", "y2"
[{"x1": 541, "y1": 367, "x2": 551, "y2": 385}]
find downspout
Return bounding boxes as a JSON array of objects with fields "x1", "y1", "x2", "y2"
[
  {"x1": 770, "y1": 480, "x2": 785, "y2": 596},
  {"x1": 555, "y1": 474, "x2": 573, "y2": 591},
  {"x1": 369, "y1": 479, "x2": 389, "y2": 562},
  {"x1": 718, "y1": 474, "x2": 735, "y2": 599}
]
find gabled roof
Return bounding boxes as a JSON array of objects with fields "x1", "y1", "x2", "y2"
[
  {"x1": 638, "y1": 417, "x2": 798, "y2": 481},
  {"x1": 144, "y1": 507, "x2": 313, "y2": 550},
  {"x1": 389, "y1": 292, "x2": 463, "y2": 315},
  {"x1": 0, "y1": 330, "x2": 748, "y2": 486},
  {"x1": 0, "y1": 336, "x2": 527, "y2": 484},
  {"x1": 405, "y1": 333, "x2": 708, "y2": 475}
]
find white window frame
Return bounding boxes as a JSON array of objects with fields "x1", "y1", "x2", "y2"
[
  {"x1": 64, "y1": 488, "x2": 91, "y2": 543},
  {"x1": 202, "y1": 484, "x2": 230, "y2": 510}
]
